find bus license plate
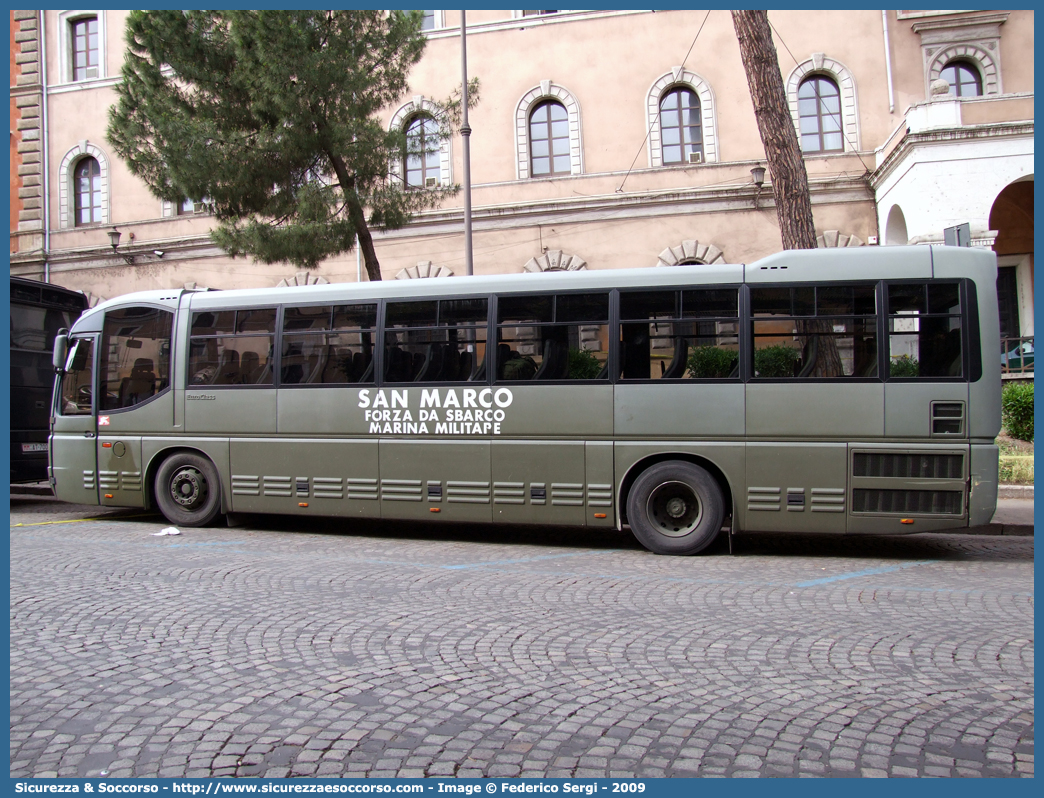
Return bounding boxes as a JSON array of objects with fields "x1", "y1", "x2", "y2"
[{"x1": 21, "y1": 443, "x2": 48, "y2": 453}]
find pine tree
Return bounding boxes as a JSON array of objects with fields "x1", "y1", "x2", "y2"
[
  {"x1": 731, "y1": 10, "x2": 817, "y2": 250},
  {"x1": 733, "y1": 11, "x2": 842, "y2": 378},
  {"x1": 107, "y1": 10, "x2": 466, "y2": 281}
]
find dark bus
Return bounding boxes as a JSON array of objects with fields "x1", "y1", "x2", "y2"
[{"x1": 11, "y1": 277, "x2": 88, "y2": 483}]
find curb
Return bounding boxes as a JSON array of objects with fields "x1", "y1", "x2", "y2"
[{"x1": 998, "y1": 484, "x2": 1034, "y2": 499}]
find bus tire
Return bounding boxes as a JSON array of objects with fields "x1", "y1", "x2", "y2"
[
  {"x1": 627, "y1": 461, "x2": 724, "y2": 555},
  {"x1": 155, "y1": 453, "x2": 222, "y2": 527}
]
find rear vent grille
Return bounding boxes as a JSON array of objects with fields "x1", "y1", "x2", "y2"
[
  {"x1": 931, "y1": 402, "x2": 965, "y2": 435},
  {"x1": 853, "y1": 453, "x2": 964, "y2": 480},
  {"x1": 853, "y1": 489, "x2": 962, "y2": 515}
]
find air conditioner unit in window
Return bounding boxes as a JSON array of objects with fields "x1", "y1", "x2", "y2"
[
  {"x1": 687, "y1": 151, "x2": 703, "y2": 165},
  {"x1": 85, "y1": 67, "x2": 99, "y2": 80},
  {"x1": 425, "y1": 177, "x2": 438, "y2": 188},
  {"x1": 192, "y1": 202, "x2": 207, "y2": 214}
]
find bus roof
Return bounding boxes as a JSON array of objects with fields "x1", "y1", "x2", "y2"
[{"x1": 76, "y1": 244, "x2": 993, "y2": 321}]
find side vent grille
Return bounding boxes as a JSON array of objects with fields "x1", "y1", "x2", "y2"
[
  {"x1": 853, "y1": 489, "x2": 963, "y2": 515},
  {"x1": 346, "y1": 478, "x2": 378, "y2": 501},
  {"x1": 853, "y1": 453, "x2": 964, "y2": 480},
  {"x1": 232, "y1": 475, "x2": 260, "y2": 495},
  {"x1": 381, "y1": 479, "x2": 422, "y2": 502},
  {"x1": 931, "y1": 402, "x2": 965, "y2": 435},
  {"x1": 446, "y1": 481, "x2": 490, "y2": 504},
  {"x1": 313, "y1": 477, "x2": 344, "y2": 500},
  {"x1": 263, "y1": 476, "x2": 292, "y2": 497}
]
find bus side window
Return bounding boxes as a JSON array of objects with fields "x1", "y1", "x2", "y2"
[
  {"x1": 497, "y1": 292, "x2": 609, "y2": 381},
  {"x1": 99, "y1": 306, "x2": 174, "y2": 410},
  {"x1": 886, "y1": 282, "x2": 963, "y2": 378},
  {"x1": 619, "y1": 288, "x2": 740, "y2": 380},
  {"x1": 281, "y1": 303, "x2": 377, "y2": 385},
  {"x1": 189, "y1": 308, "x2": 276, "y2": 387},
  {"x1": 751, "y1": 284, "x2": 877, "y2": 379},
  {"x1": 383, "y1": 298, "x2": 487, "y2": 384},
  {"x1": 59, "y1": 338, "x2": 94, "y2": 416}
]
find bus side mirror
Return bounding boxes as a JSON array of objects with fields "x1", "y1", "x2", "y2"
[{"x1": 52, "y1": 332, "x2": 69, "y2": 372}]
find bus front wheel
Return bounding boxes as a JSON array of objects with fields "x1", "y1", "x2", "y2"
[
  {"x1": 155, "y1": 453, "x2": 222, "y2": 527},
  {"x1": 627, "y1": 461, "x2": 724, "y2": 555}
]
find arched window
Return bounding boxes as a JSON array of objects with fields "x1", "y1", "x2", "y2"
[
  {"x1": 797, "y1": 75, "x2": 843, "y2": 153},
  {"x1": 529, "y1": 100, "x2": 570, "y2": 177},
  {"x1": 73, "y1": 157, "x2": 102, "y2": 226},
  {"x1": 940, "y1": 60, "x2": 983, "y2": 97},
  {"x1": 659, "y1": 87, "x2": 703, "y2": 164},
  {"x1": 404, "y1": 115, "x2": 441, "y2": 188}
]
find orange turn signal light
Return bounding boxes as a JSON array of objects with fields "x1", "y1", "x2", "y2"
[
  {"x1": 900, "y1": 518, "x2": 914, "y2": 525},
  {"x1": 102, "y1": 442, "x2": 112, "y2": 448},
  {"x1": 298, "y1": 502, "x2": 308, "y2": 507},
  {"x1": 104, "y1": 494, "x2": 113, "y2": 499},
  {"x1": 593, "y1": 513, "x2": 607, "y2": 519},
  {"x1": 430, "y1": 507, "x2": 441, "y2": 513}
]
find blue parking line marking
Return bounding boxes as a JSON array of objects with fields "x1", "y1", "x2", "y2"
[{"x1": 794, "y1": 559, "x2": 937, "y2": 587}]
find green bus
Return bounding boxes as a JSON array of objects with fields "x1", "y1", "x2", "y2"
[{"x1": 49, "y1": 245, "x2": 1000, "y2": 555}]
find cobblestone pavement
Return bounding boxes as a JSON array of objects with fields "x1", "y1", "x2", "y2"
[{"x1": 10, "y1": 496, "x2": 1034, "y2": 779}]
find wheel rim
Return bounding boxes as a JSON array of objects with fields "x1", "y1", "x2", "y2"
[
  {"x1": 647, "y1": 480, "x2": 702, "y2": 537},
  {"x1": 169, "y1": 466, "x2": 208, "y2": 510}
]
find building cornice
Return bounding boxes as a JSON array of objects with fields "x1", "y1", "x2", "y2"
[
  {"x1": 909, "y1": 12, "x2": 1009, "y2": 35},
  {"x1": 15, "y1": 174, "x2": 873, "y2": 272},
  {"x1": 870, "y1": 120, "x2": 1034, "y2": 190}
]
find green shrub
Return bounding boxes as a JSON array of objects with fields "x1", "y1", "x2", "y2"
[
  {"x1": 754, "y1": 344, "x2": 798, "y2": 378},
  {"x1": 999, "y1": 455, "x2": 1034, "y2": 484},
  {"x1": 686, "y1": 346, "x2": 738, "y2": 378},
  {"x1": 889, "y1": 354, "x2": 920, "y2": 377},
  {"x1": 567, "y1": 348, "x2": 603, "y2": 380},
  {"x1": 1001, "y1": 382, "x2": 1034, "y2": 441}
]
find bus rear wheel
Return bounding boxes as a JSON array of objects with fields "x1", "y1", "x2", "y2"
[
  {"x1": 155, "y1": 453, "x2": 222, "y2": 527},
  {"x1": 627, "y1": 461, "x2": 724, "y2": 555}
]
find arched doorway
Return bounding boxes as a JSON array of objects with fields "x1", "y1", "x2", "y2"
[
  {"x1": 989, "y1": 178, "x2": 1034, "y2": 369},
  {"x1": 885, "y1": 205, "x2": 909, "y2": 246}
]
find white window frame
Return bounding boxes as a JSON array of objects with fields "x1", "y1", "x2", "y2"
[
  {"x1": 786, "y1": 54, "x2": 860, "y2": 154},
  {"x1": 646, "y1": 68, "x2": 719, "y2": 167},
  {"x1": 58, "y1": 141, "x2": 110, "y2": 229},
  {"x1": 926, "y1": 45, "x2": 1000, "y2": 97},
  {"x1": 57, "y1": 10, "x2": 107, "y2": 84},
  {"x1": 420, "y1": 11, "x2": 444, "y2": 31},
  {"x1": 388, "y1": 96, "x2": 453, "y2": 188},
  {"x1": 515, "y1": 80, "x2": 583, "y2": 180}
]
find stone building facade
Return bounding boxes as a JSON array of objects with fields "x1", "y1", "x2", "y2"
[{"x1": 7, "y1": 9, "x2": 1034, "y2": 345}]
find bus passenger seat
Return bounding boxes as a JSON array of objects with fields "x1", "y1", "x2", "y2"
[
  {"x1": 214, "y1": 350, "x2": 241, "y2": 385},
  {"x1": 241, "y1": 351, "x2": 260, "y2": 384},
  {"x1": 120, "y1": 358, "x2": 157, "y2": 406},
  {"x1": 458, "y1": 350, "x2": 473, "y2": 380},
  {"x1": 415, "y1": 343, "x2": 444, "y2": 381}
]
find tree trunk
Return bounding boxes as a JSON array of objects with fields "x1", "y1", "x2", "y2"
[
  {"x1": 344, "y1": 195, "x2": 383, "y2": 282},
  {"x1": 732, "y1": 10, "x2": 817, "y2": 251},
  {"x1": 328, "y1": 150, "x2": 383, "y2": 281}
]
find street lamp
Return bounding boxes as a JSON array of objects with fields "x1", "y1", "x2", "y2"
[
  {"x1": 108, "y1": 226, "x2": 135, "y2": 264},
  {"x1": 751, "y1": 165, "x2": 766, "y2": 209}
]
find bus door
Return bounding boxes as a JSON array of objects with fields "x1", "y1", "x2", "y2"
[
  {"x1": 51, "y1": 335, "x2": 99, "y2": 505},
  {"x1": 91, "y1": 305, "x2": 178, "y2": 508}
]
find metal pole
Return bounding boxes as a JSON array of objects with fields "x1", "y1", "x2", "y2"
[{"x1": 460, "y1": 11, "x2": 474, "y2": 276}]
